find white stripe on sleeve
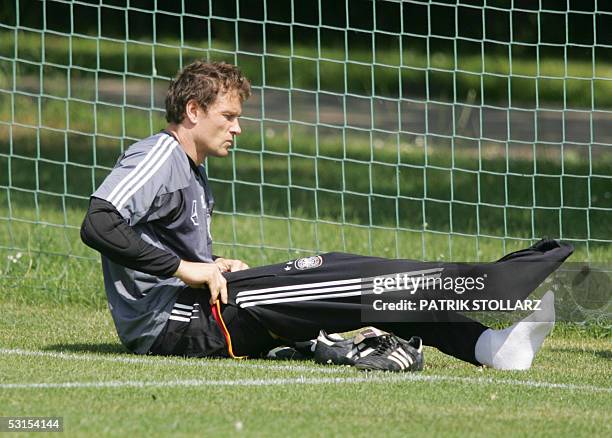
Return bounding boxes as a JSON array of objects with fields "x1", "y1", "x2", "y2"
[
  {"x1": 115, "y1": 139, "x2": 178, "y2": 210},
  {"x1": 106, "y1": 135, "x2": 169, "y2": 205},
  {"x1": 107, "y1": 135, "x2": 177, "y2": 209}
]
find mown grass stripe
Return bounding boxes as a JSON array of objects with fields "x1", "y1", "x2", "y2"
[
  {"x1": 1, "y1": 375, "x2": 610, "y2": 393},
  {"x1": 2, "y1": 348, "x2": 610, "y2": 393}
]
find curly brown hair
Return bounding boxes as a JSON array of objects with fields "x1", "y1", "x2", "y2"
[{"x1": 165, "y1": 61, "x2": 251, "y2": 124}]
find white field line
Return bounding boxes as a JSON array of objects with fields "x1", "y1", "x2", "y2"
[
  {"x1": 1, "y1": 348, "x2": 610, "y2": 393},
  {"x1": 1, "y1": 374, "x2": 611, "y2": 393},
  {"x1": 0, "y1": 348, "x2": 347, "y2": 374}
]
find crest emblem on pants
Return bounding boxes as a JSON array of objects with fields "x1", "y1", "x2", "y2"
[{"x1": 295, "y1": 255, "x2": 323, "y2": 270}]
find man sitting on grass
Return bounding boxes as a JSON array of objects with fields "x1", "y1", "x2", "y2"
[{"x1": 81, "y1": 60, "x2": 572, "y2": 371}]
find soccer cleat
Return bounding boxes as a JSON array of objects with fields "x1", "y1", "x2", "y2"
[
  {"x1": 266, "y1": 346, "x2": 308, "y2": 360},
  {"x1": 354, "y1": 334, "x2": 424, "y2": 372},
  {"x1": 266, "y1": 339, "x2": 317, "y2": 360},
  {"x1": 314, "y1": 327, "x2": 389, "y2": 366}
]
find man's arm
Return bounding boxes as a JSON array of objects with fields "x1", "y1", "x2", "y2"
[
  {"x1": 80, "y1": 197, "x2": 181, "y2": 276},
  {"x1": 80, "y1": 197, "x2": 230, "y2": 304}
]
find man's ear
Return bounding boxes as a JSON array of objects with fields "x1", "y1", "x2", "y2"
[{"x1": 184, "y1": 99, "x2": 200, "y2": 124}]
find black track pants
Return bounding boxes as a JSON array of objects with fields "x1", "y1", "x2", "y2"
[
  {"x1": 151, "y1": 239, "x2": 572, "y2": 365},
  {"x1": 222, "y1": 239, "x2": 573, "y2": 364}
]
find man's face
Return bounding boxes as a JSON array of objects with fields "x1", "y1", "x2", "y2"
[{"x1": 192, "y1": 91, "x2": 243, "y2": 158}]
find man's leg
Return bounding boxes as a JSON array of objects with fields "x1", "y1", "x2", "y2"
[
  {"x1": 221, "y1": 305, "x2": 283, "y2": 357},
  {"x1": 149, "y1": 287, "x2": 282, "y2": 358},
  {"x1": 223, "y1": 242, "x2": 570, "y2": 366},
  {"x1": 152, "y1": 241, "x2": 569, "y2": 364},
  {"x1": 225, "y1": 286, "x2": 557, "y2": 369},
  {"x1": 148, "y1": 287, "x2": 233, "y2": 357},
  {"x1": 221, "y1": 292, "x2": 487, "y2": 363}
]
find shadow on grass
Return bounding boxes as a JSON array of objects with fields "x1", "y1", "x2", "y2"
[{"x1": 43, "y1": 343, "x2": 129, "y2": 355}]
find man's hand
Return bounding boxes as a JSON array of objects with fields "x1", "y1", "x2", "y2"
[
  {"x1": 214, "y1": 257, "x2": 249, "y2": 273},
  {"x1": 173, "y1": 260, "x2": 228, "y2": 305}
]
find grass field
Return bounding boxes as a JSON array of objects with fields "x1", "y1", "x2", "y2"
[
  {"x1": 1, "y1": 200, "x2": 611, "y2": 435},
  {"x1": 0, "y1": 193, "x2": 610, "y2": 435},
  {"x1": 1, "y1": 300, "x2": 610, "y2": 436}
]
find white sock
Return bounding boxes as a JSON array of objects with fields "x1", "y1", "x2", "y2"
[{"x1": 474, "y1": 291, "x2": 555, "y2": 370}]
